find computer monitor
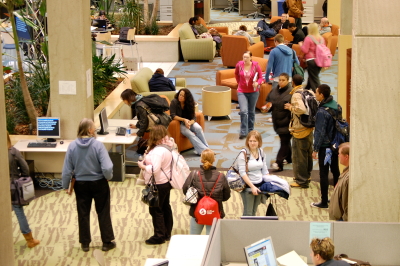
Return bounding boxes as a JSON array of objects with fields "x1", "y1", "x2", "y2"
[
  {"x1": 98, "y1": 108, "x2": 109, "y2": 135},
  {"x1": 37, "y1": 117, "x2": 61, "y2": 142},
  {"x1": 14, "y1": 16, "x2": 33, "y2": 41},
  {"x1": 168, "y1": 77, "x2": 176, "y2": 86},
  {"x1": 92, "y1": 19, "x2": 107, "y2": 31}
]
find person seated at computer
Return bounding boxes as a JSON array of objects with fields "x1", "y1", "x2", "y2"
[
  {"x1": 170, "y1": 88, "x2": 209, "y2": 155},
  {"x1": 96, "y1": 10, "x2": 112, "y2": 28},
  {"x1": 148, "y1": 68, "x2": 175, "y2": 92},
  {"x1": 234, "y1": 25, "x2": 255, "y2": 45},
  {"x1": 189, "y1": 16, "x2": 222, "y2": 57},
  {"x1": 256, "y1": 13, "x2": 289, "y2": 46},
  {"x1": 310, "y1": 237, "x2": 350, "y2": 266}
]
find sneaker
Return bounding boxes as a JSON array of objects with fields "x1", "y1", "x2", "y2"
[
  {"x1": 239, "y1": 134, "x2": 247, "y2": 139},
  {"x1": 271, "y1": 163, "x2": 279, "y2": 170},
  {"x1": 81, "y1": 243, "x2": 90, "y2": 252},
  {"x1": 193, "y1": 150, "x2": 199, "y2": 155},
  {"x1": 145, "y1": 237, "x2": 165, "y2": 245},
  {"x1": 283, "y1": 159, "x2": 288, "y2": 164},
  {"x1": 310, "y1": 202, "x2": 328, "y2": 209},
  {"x1": 102, "y1": 241, "x2": 116, "y2": 251}
]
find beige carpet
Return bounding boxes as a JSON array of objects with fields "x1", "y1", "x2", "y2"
[{"x1": 12, "y1": 175, "x2": 333, "y2": 266}]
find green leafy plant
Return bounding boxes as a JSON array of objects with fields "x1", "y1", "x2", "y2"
[{"x1": 118, "y1": 0, "x2": 142, "y2": 31}]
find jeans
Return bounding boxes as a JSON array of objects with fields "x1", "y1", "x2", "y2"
[
  {"x1": 190, "y1": 217, "x2": 211, "y2": 235},
  {"x1": 240, "y1": 189, "x2": 263, "y2": 216},
  {"x1": 276, "y1": 133, "x2": 292, "y2": 169},
  {"x1": 318, "y1": 148, "x2": 340, "y2": 204},
  {"x1": 149, "y1": 182, "x2": 173, "y2": 241},
  {"x1": 180, "y1": 122, "x2": 208, "y2": 154},
  {"x1": 305, "y1": 59, "x2": 322, "y2": 92},
  {"x1": 292, "y1": 133, "x2": 313, "y2": 187},
  {"x1": 74, "y1": 178, "x2": 115, "y2": 244},
  {"x1": 12, "y1": 205, "x2": 31, "y2": 234},
  {"x1": 238, "y1": 91, "x2": 259, "y2": 136}
]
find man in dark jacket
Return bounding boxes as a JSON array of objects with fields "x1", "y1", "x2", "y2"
[
  {"x1": 288, "y1": 23, "x2": 305, "y2": 45},
  {"x1": 311, "y1": 84, "x2": 340, "y2": 209},
  {"x1": 256, "y1": 13, "x2": 289, "y2": 46},
  {"x1": 266, "y1": 73, "x2": 292, "y2": 171},
  {"x1": 148, "y1": 68, "x2": 175, "y2": 92}
]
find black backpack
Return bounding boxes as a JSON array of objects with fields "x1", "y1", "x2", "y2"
[
  {"x1": 282, "y1": 0, "x2": 289, "y2": 13},
  {"x1": 140, "y1": 94, "x2": 170, "y2": 114},
  {"x1": 295, "y1": 90, "x2": 318, "y2": 128},
  {"x1": 118, "y1": 27, "x2": 132, "y2": 43},
  {"x1": 324, "y1": 105, "x2": 350, "y2": 152}
]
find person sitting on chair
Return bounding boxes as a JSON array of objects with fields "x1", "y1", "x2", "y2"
[
  {"x1": 288, "y1": 22, "x2": 305, "y2": 45},
  {"x1": 96, "y1": 10, "x2": 112, "y2": 28},
  {"x1": 189, "y1": 16, "x2": 222, "y2": 57},
  {"x1": 234, "y1": 25, "x2": 255, "y2": 45},
  {"x1": 148, "y1": 68, "x2": 175, "y2": 92},
  {"x1": 256, "y1": 13, "x2": 289, "y2": 46}
]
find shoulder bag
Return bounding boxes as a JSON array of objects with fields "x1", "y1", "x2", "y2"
[
  {"x1": 10, "y1": 153, "x2": 35, "y2": 206},
  {"x1": 182, "y1": 170, "x2": 199, "y2": 205},
  {"x1": 141, "y1": 167, "x2": 159, "y2": 207},
  {"x1": 226, "y1": 149, "x2": 249, "y2": 192}
]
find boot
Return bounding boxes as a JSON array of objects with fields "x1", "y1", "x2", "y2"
[{"x1": 23, "y1": 232, "x2": 40, "y2": 248}]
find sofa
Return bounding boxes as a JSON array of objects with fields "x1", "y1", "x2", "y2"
[
  {"x1": 216, "y1": 56, "x2": 272, "y2": 110},
  {"x1": 179, "y1": 23, "x2": 216, "y2": 62},
  {"x1": 130, "y1": 67, "x2": 185, "y2": 101},
  {"x1": 220, "y1": 35, "x2": 264, "y2": 68}
]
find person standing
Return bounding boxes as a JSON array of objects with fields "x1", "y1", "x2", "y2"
[
  {"x1": 284, "y1": 74, "x2": 314, "y2": 188},
  {"x1": 265, "y1": 34, "x2": 299, "y2": 90},
  {"x1": 287, "y1": 0, "x2": 304, "y2": 30},
  {"x1": 238, "y1": 130, "x2": 270, "y2": 216},
  {"x1": 311, "y1": 84, "x2": 340, "y2": 209},
  {"x1": 329, "y1": 142, "x2": 350, "y2": 221},
  {"x1": 235, "y1": 51, "x2": 263, "y2": 139},
  {"x1": 62, "y1": 118, "x2": 115, "y2": 252},
  {"x1": 7, "y1": 132, "x2": 40, "y2": 248},
  {"x1": 266, "y1": 73, "x2": 293, "y2": 171},
  {"x1": 299, "y1": 23, "x2": 325, "y2": 92},
  {"x1": 137, "y1": 125, "x2": 175, "y2": 245},
  {"x1": 182, "y1": 149, "x2": 230, "y2": 234}
]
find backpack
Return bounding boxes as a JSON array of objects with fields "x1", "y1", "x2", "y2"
[
  {"x1": 295, "y1": 90, "x2": 318, "y2": 128},
  {"x1": 159, "y1": 144, "x2": 190, "y2": 189},
  {"x1": 194, "y1": 173, "x2": 222, "y2": 225},
  {"x1": 292, "y1": 49, "x2": 304, "y2": 78},
  {"x1": 325, "y1": 105, "x2": 350, "y2": 152},
  {"x1": 140, "y1": 94, "x2": 170, "y2": 114},
  {"x1": 309, "y1": 36, "x2": 332, "y2": 68},
  {"x1": 282, "y1": 0, "x2": 289, "y2": 13},
  {"x1": 140, "y1": 105, "x2": 172, "y2": 130},
  {"x1": 118, "y1": 27, "x2": 132, "y2": 43}
]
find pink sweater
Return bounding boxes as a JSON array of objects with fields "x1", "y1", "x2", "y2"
[
  {"x1": 143, "y1": 144, "x2": 173, "y2": 185},
  {"x1": 301, "y1": 35, "x2": 325, "y2": 60},
  {"x1": 235, "y1": 61, "x2": 263, "y2": 93}
]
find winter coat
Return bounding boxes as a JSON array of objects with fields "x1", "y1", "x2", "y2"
[
  {"x1": 182, "y1": 166, "x2": 231, "y2": 219},
  {"x1": 148, "y1": 73, "x2": 175, "y2": 92},
  {"x1": 288, "y1": 85, "x2": 314, "y2": 138},
  {"x1": 291, "y1": 27, "x2": 305, "y2": 44},
  {"x1": 287, "y1": 0, "x2": 304, "y2": 18},
  {"x1": 267, "y1": 83, "x2": 293, "y2": 134},
  {"x1": 8, "y1": 146, "x2": 29, "y2": 181},
  {"x1": 313, "y1": 96, "x2": 338, "y2": 151}
]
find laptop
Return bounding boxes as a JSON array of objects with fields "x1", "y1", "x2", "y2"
[
  {"x1": 92, "y1": 19, "x2": 107, "y2": 31},
  {"x1": 244, "y1": 236, "x2": 278, "y2": 266},
  {"x1": 168, "y1": 77, "x2": 176, "y2": 86}
]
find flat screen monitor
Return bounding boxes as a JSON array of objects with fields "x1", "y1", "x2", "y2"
[
  {"x1": 168, "y1": 77, "x2": 176, "y2": 86},
  {"x1": 14, "y1": 16, "x2": 33, "y2": 41},
  {"x1": 98, "y1": 108, "x2": 109, "y2": 135},
  {"x1": 244, "y1": 237, "x2": 278, "y2": 266},
  {"x1": 92, "y1": 19, "x2": 106, "y2": 30},
  {"x1": 37, "y1": 117, "x2": 60, "y2": 142}
]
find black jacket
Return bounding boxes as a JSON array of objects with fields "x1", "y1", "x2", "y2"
[
  {"x1": 269, "y1": 19, "x2": 289, "y2": 33},
  {"x1": 148, "y1": 73, "x2": 175, "y2": 92},
  {"x1": 291, "y1": 27, "x2": 305, "y2": 44},
  {"x1": 134, "y1": 100, "x2": 150, "y2": 137},
  {"x1": 182, "y1": 166, "x2": 231, "y2": 219},
  {"x1": 267, "y1": 83, "x2": 293, "y2": 134}
]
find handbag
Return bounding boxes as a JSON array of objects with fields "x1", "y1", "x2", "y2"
[
  {"x1": 141, "y1": 167, "x2": 159, "y2": 207},
  {"x1": 182, "y1": 171, "x2": 199, "y2": 205},
  {"x1": 226, "y1": 149, "x2": 249, "y2": 192},
  {"x1": 11, "y1": 177, "x2": 35, "y2": 206}
]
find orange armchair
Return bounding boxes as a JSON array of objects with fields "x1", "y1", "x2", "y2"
[
  {"x1": 220, "y1": 35, "x2": 264, "y2": 68},
  {"x1": 198, "y1": 17, "x2": 229, "y2": 36},
  {"x1": 216, "y1": 56, "x2": 272, "y2": 110},
  {"x1": 168, "y1": 112, "x2": 205, "y2": 152}
]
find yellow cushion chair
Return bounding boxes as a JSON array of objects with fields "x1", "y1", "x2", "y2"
[{"x1": 179, "y1": 23, "x2": 216, "y2": 62}]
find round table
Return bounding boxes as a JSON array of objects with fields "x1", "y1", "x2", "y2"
[{"x1": 202, "y1": 86, "x2": 231, "y2": 121}]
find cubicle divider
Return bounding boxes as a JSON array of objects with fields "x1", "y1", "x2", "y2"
[{"x1": 202, "y1": 219, "x2": 400, "y2": 266}]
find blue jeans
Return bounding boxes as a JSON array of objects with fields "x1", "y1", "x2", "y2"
[
  {"x1": 238, "y1": 91, "x2": 259, "y2": 136},
  {"x1": 180, "y1": 122, "x2": 208, "y2": 154},
  {"x1": 190, "y1": 217, "x2": 211, "y2": 235},
  {"x1": 240, "y1": 190, "x2": 263, "y2": 216},
  {"x1": 12, "y1": 205, "x2": 31, "y2": 234}
]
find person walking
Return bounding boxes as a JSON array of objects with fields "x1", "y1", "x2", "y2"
[
  {"x1": 287, "y1": 0, "x2": 304, "y2": 30},
  {"x1": 235, "y1": 51, "x2": 263, "y2": 139},
  {"x1": 62, "y1": 118, "x2": 115, "y2": 252},
  {"x1": 7, "y1": 132, "x2": 40, "y2": 248},
  {"x1": 182, "y1": 149, "x2": 230, "y2": 234}
]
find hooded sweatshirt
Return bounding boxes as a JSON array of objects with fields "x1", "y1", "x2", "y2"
[
  {"x1": 234, "y1": 30, "x2": 255, "y2": 45},
  {"x1": 313, "y1": 96, "x2": 338, "y2": 151},
  {"x1": 62, "y1": 137, "x2": 113, "y2": 188},
  {"x1": 265, "y1": 44, "x2": 299, "y2": 80}
]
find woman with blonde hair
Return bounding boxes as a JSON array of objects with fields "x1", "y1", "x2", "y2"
[
  {"x1": 182, "y1": 149, "x2": 230, "y2": 234},
  {"x1": 7, "y1": 132, "x2": 40, "y2": 248},
  {"x1": 300, "y1": 22, "x2": 325, "y2": 91},
  {"x1": 138, "y1": 125, "x2": 175, "y2": 244}
]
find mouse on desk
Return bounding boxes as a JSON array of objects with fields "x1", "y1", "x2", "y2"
[{"x1": 60, "y1": 141, "x2": 64, "y2": 144}]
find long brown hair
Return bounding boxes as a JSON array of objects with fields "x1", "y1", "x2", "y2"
[{"x1": 147, "y1": 125, "x2": 169, "y2": 151}]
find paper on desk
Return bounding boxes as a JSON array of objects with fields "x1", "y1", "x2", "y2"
[
  {"x1": 97, "y1": 136, "x2": 106, "y2": 141},
  {"x1": 91, "y1": 26, "x2": 97, "y2": 30},
  {"x1": 277, "y1": 250, "x2": 308, "y2": 266}
]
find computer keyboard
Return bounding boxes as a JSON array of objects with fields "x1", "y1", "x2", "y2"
[
  {"x1": 115, "y1": 127, "x2": 126, "y2": 136},
  {"x1": 27, "y1": 142, "x2": 57, "y2": 148}
]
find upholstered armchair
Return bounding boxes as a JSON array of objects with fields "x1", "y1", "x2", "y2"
[
  {"x1": 265, "y1": 16, "x2": 295, "y2": 47},
  {"x1": 168, "y1": 112, "x2": 205, "y2": 152},
  {"x1": 292, "y1": 44, "x2": 306, "y2": 69},
  {"x1": 179, "y1": 23, "x2": 216, "y2": 62},
  {"x1": 216, "y1": 56, "x2": 272, "y2": 110},
  {"x1": 198, "y1": 17, "x2": 229, "y2": 36},
  {"x1": 220, "y1": 35, "x2": 264, "y2": 68}
]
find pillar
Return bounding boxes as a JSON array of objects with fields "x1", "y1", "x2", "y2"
[
  {"x1": 47, "y1": 0, "x2": 94, "y2": 140},
  {"x1": 173, "y1": 0, "x2": 194, "y2": 26},
  {"x1": 348, "y1": 1, "x2": 400, "y2": 222},
  {"x1": 327, "y1": 0, "x2": 340, "y2": 27},
  {"x1": 0, "y1": 47, "x2": 15, "y2": 264}
]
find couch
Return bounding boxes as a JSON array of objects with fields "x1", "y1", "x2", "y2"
[
  {"x1": 179, "y1": 23, "x2": 216, "y2": 62},
  {"x1": 216, "y1": 56, "x2": 272, "y2": 110},
  {"x1": 220, "y1": 35, "x2": 264, "y2": 68},
  {"x1": 130, "y1": 67, "x2": 185, "y2": 101}
]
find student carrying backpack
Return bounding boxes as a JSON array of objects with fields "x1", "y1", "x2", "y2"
[
  {"x1": 159, "y1": 144, "x2": 190, "y2": 189},
  {"x1": 309, "y1": 36, "x2": 332, "y2": 68},
  {"x1": 324, "y1": 105, "x2": 350, "y2": 152},
  {"x1": 295, "y1": 90, "x2": 319, "y2": 128}
]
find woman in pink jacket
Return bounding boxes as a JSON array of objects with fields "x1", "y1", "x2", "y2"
[
  {"x1": 300, "y1": 23, "x2": 324, "y2": 92},
  {"x1": 235, "y1": 51, "x2": 263, "y2": 139},
  {"x1": 138, "y1": 125, "x2": 174, "y2": 245}
]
